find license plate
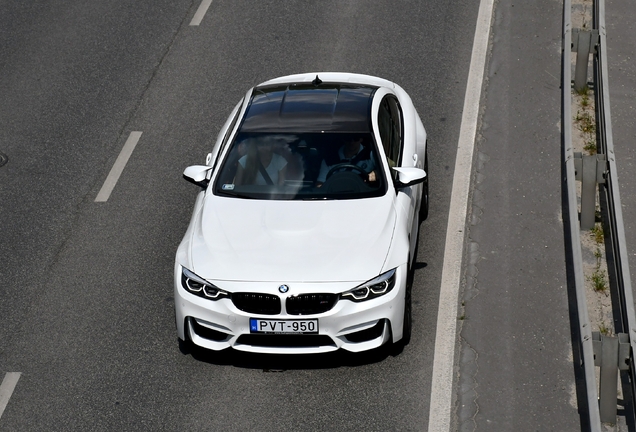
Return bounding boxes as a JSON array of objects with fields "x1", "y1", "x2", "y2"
[{"x1": 250, "y1": 318, "x2": 318, "y2": 334}]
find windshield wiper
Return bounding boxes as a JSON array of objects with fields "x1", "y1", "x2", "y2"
[{"x1": 215, "y1": 190, "x2": 256, "y2": 199}]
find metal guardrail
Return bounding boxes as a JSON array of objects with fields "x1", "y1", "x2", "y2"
[
  {"x1": 594, "y1": 0, "x2": 636, "y2": 425},
  {"x1": 563, "y1": 0, "x2": 636, "y2": 429},
  {"x1": 562, "y1": 2, "x2": 602, "y2": 429}
]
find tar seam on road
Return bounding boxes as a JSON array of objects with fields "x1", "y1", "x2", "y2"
[
  {"x1": 95, "y1": 131, "x2": 143, "y2": 202},
  {"x1": 426, "y1": 0, "x2": 495, "y2": 430},
  {"x1": 0, "y1": 372, "x2": 21, "y2": 420},
  {"x1": 190, "y1": 0, "x2": 213, "y2": 26}
]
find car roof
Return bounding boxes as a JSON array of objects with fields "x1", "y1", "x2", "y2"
[
  {"x1": 259, "y1": 72, "x2": 396, "y2": 89},
  {"x1": 238, "y1": 83, "x2": 377, "y2": 133}
]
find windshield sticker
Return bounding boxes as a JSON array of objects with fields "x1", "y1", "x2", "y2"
[{"x1": 222, "y1": 184, "x2": 235, "y2": 190}]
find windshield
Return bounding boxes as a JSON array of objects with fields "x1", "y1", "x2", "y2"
[{"x1": 213, "y1": 132, "x2": 387, "y2": 200}]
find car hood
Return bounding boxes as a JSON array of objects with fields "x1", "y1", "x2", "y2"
[{"x1": 189, "y1": 194, "x2": 396, "y2": 283}]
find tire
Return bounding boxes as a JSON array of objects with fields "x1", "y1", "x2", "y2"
[
  {"x1": 389, "y1": 276, "x2": 412, "y2": 356},
  {"x1": 394, "y1": 250, "x2": 416, "y2": 354},
  {"x1": 402, "y1": 281, "x2": 413, "y2": 346},
  {"x1": 419, "y1": 152, "x2": 429, "y2": 222},
  {"x1": 178, "y1": 337, "x2": 193, "y2": 355}
]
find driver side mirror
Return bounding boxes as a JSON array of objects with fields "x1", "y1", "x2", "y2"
[
  {"x1": 183, "y1": 165, "x2": 213, "y2": 188},
  {"x1": 392, "y1": 167, "x2": 427, "y2": 188}
]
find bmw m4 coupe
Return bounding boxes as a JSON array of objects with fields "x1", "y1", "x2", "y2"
[{"x1": 175, "y1": 72, "x2": 428, "y2": 355}]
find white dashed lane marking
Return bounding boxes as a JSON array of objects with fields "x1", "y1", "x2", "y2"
[
  {"x1": 190, "y1": 0, "x2": 213, "y2": 26},
  {"x1": 95, "y1": 131, "x2": 143, "y2": 202},
  {"x1": 0, "y1": 372, "x2": 21, "y2": 420}
]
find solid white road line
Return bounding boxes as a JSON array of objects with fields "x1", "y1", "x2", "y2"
[
  {"x1": 0, "y1": 372, "x2": 21, "y2": 420},
  {"x1": 426, "y1": 0, "x2": 495, "y2": 430},
  {"x1": 190, "y1": 0, "x2": 213, "y2": 26},
  {"x1": 95, "y1": 131, "x2": 143, "y2": 202}
]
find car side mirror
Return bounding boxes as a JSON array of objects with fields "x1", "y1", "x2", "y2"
[
  {"x1": 392, "y1": 167, "x2": 427, "y2": 188},
  {"x1": 183, "y1": 165, "x2": 213, "y2": 188}
]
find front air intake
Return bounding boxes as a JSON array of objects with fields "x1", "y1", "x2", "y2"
[
  {"x1": 232, "y1": 293, "x2": 281, "y2": 315},
  {"x1": 286, "y1": 294, "x2": 338, "y2": 315}
]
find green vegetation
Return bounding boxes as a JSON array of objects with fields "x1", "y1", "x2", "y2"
[
  {"x1": 589, "y1": 269, "x2": 608, "y2": 293},
  {"x1": 574, "y1": 109, "x2": 597, "y2": 155},
  {"x1": 580, "y1": 93, "x2": 590, "y2": 107},
  {"x1": 591, "y1": 223, "x2": 604, "y2": 244},
  {"x1": 576, "y1": 84, "x2": 590, "y2": 96},
  {"x1": 599, "y1": 321, "x2": 611, "y2": 336},
  {"x1": 575, "y1": 110, "x2": 596, "y2": 134}
]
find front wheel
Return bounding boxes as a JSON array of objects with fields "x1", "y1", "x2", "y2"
[
  {"x1": 419, "y1": 152, "x2": 429, "y2": 221},
  {"x1": 402, "y1": 281, "x2": 413, "y2": 346},
  {"x1": 389, "y1": 281, "x2": 412, "y2": 356}
]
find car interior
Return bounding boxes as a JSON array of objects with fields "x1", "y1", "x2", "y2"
[{"x1": 214, "y1": 132, "x2": 386, "y2": 200}]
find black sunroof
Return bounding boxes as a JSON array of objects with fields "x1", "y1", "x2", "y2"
[{"x1": 239, "y1": 84, "x2": 376, "y2": 133}]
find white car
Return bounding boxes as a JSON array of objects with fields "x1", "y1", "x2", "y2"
[{"x1": 175, "y1": 72, "x2": 428, "y2": 355}]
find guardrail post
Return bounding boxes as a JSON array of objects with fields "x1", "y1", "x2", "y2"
[
  {"x1": 574, "y1": 153, "x2": 606, "y2": 229},
  {"x1": 593, "y1": 332, "x2": 631, "y2": 424},
  {"x1": 572, "y1": 29, "x2": 599, "y2": 92}
]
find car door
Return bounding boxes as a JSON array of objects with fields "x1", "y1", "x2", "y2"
[{"x1": 377, "y1": 94, "x2": 419, "y2": 265}]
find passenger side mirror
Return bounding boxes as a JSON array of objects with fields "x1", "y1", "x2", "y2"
[
  {"x1": 392, "y1": 167, "x2": 426, "y2": 188},
  {"x1": 183, "y1": 165, "x2": 212, "y2": 188}
]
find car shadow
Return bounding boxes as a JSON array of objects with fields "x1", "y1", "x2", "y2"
[
  {"x1": 179, "y1": 338, "x2": 397, "y2": 370},
  {"x1": 413, "y1": 261, "x2": 427, "y2": 270}
]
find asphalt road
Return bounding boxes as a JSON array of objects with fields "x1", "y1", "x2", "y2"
[
  {"x1": 607, "y1": 0, "x2": 636, "y2": 322},
  {"x1": 0, "y1": 1, "x2": 479, "y2": 430},
  {"x1": 6, "y1": 0, "x2": 627, "y2": 430},
  {"x1": 454, "y1": 0, "x2": 584, "y2": 430}
]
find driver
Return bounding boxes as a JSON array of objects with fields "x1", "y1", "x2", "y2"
[{"x1": 316, "y1": 136, "x2": 377, "y2": 185}]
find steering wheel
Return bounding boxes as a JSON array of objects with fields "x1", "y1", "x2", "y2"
[{"x1": 325, "y1": 163, "x2": 367, "y2": 181}]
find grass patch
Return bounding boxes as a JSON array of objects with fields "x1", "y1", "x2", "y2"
[
  {"x1": 589, "y1": 269, "x2": 608, "y2": 293},
  {"x1": 594, "y1": 249, "x2": 603, "y2": 269},
  {"x1": 599, "y1": 322, "x2": 611, "y2": 336},
  {"x1": 591, "y1": 223, "x2": 604, "y2": 244},
  {"x1": 584, "y1": 140, "x2": 597, "y2": 155},
  {"x1": 580, "y1": 94, "x2": 590, "y2": 107},
  {"x1": 576, "y1": 111, "x2": 596, "y2": 135},
  {"x1": 576, "y1": 85, "x2": 590, "y2": 96}
]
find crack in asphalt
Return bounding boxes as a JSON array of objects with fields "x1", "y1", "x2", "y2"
[
  {"x1": 89, "y1": 0, "x2": 197, "y2": 202},
  {"x1": 458, "y1": 338, "x2": 480, "y2": 432},
  {"x1": 456, "y1": 151, "x2": 490, "y2": 431},
  {"x1": 113, "y1": 0, "x2": 197, "y2": 141},
  {"x1": 26, "y1": 1, "x2": 201, "y2": 343}
]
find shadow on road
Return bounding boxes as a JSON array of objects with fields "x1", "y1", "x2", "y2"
[{"x1": 179, "y1": 339, "x2": 398, "y2": 370}]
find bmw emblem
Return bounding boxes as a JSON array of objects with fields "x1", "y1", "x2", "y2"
[{"x1": 278, "y1": 284, "x2": 290, "y2": 293}]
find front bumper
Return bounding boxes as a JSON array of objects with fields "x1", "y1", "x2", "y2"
[{"x1": 174, "y1": 264, "x2": 407, "y2": 354}]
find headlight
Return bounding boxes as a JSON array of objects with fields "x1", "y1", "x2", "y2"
[
  {"x1": 341, "y1": 268, "x2": 397, "y2": 302},
  {"x1": 181, "y1": 268, "x2": 229, "y2": 300}
]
